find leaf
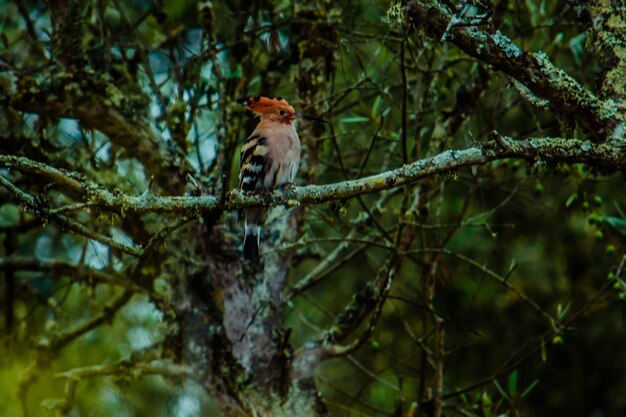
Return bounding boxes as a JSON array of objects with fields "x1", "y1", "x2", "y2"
[
  {"x1": 493, "y1": 379, "x2": 510, "y2": 401},
  {"x1": 565, "y1": 192, "x2": 578, "y2": 208},
  {"x1": 481, "y1": 390, "x2": 492, "y2": 405},
  {"x1": 521, "y1": 379, "x2": 539, "y2": 398},
  {"x1": 557, "y1": 302, "x2": 571, "y2": 321},
  {"x1": 569, "y1": 32, "x2": 586, "y2": 65},
  {"x1": 507, "y1": 370, "x2": 517, "y2": 395},
  {"x1": 604, "y1": 216, "x2": 626, "y2": 237},
  {"x1": 372, "y1": 95, "x2": 382, "y2": 116},
  {"x1": 552, "y1": 32, "x2": 564, "y2": 46},
  {"x1": 340, "y1": 116, "x2": 370, "y2": 124},
  {"x1": 0, "y1": 204, "x2": 19, "y2": 226}
]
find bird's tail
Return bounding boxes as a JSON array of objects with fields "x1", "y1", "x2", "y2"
[{"x1": 243, "y1": 207, "x2": 262, "y2": 261}]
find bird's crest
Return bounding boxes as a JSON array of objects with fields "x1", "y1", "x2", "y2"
[{"x1": 238, "y1": 96, "x2": 296, "y2": 119}]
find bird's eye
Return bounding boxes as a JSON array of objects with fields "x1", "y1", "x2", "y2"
[{"x1": 279, "y1": 110, "x2": 285, "y2": 116}]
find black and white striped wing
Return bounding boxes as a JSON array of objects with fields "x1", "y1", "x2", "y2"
[{"x1": 239, "y1": 134, "x2": 268, "y2": 193}]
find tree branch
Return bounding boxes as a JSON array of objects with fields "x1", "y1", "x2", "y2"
[
  {"x1": 0, "y1": 256, "x2": 153, "y2": 297},
  {"x1": 55, "y1": 361, "x2": 194, "y2": 380},
  {"x1": 40, "y1": 290, "x2": 133, "y2": 352},
  {"x1": 2, "y1": 136, "x2": 625, "y2": 217},
  {"x1": 0, "y1": 175, "x2": 142, "y2": 257},
  {"x1": 8, "y1": 75, "x2": 192, "y2": 193},
  {"x1": 404, "y1": 0, "x2": 623, "y2": 138}
]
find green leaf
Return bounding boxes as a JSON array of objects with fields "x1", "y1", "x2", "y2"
[
  {"x1": 0, "y1": 204, "x2": 19, "y2": 227},
  {"x1": 508, "y1": 370, "x2": 517, "y2": 395},
  {"x1": 565, "y1": 192, "x2": 578, "y2": 208},
  {"x1": 340, "y1": 116, "x2": 370, "y2": 124},
  {"x1": 481, "y1": 390, "x2": 492, "y2": 406},
  {"x1": 493, "y1": 379, "x2": 510, "y2": 401},
  {"x1": 521, "y1": 379, "x2": 540, "y2": 398},
  {"x1": 569, "y1": 32, "x2": 586, "y2": 65},
  {"x1": 604, "y1": 216, "x2": 626, "y2": 237},
  {"x1": 557, "y1": 302, "x2": 571, "y2": 321},
  {"x1": 371, "y1": 95, "x2": 382, "y2": 116},
  {"x1": 553, "y1": 32, "x2": 564, "y2": 45}
]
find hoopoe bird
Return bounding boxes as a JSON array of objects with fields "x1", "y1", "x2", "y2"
[{"x1": 238, "y1": 96, "x2": 301, "y2": 261}]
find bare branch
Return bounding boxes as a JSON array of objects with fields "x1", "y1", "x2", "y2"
[
  {"x1": 41, "y1": 290, "x2": 133, "y2": 352},
  {"x1": 55, "y1": 361, "x2": 194, "y2": 380},
  {"x1": 0, "y1": 256, "x2": 153, "y2": 296}
]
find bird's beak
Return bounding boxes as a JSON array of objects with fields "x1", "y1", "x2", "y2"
[
  {"x1": 296, "y1": 112, "x2": 329, "y2": 124},
  {"x1": 237, "y1": 97, "x2": 253, "y2": 108}
]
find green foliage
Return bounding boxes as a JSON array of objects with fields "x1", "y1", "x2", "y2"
[{"x1": 2, "y1": 0, "x2": 626, "y2": 416}]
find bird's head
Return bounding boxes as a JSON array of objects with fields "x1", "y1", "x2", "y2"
[{"x1": 238, "y1": 96, "x2": 297, "y2": 124}]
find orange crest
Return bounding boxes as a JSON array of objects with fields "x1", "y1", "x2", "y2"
[{"x1": 238, "y1": 96, "x2": 296, "y2": 120}]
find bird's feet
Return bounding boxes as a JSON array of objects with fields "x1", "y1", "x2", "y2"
[
  {"x1": 278, "y1": 183, "x2": 298, "y2": 205},
  {"x1": 260, "y1": 188, "x2": 274, "y2": 204},
  {"x1": 278, "y1": 182, "x2": 296, "y2": 192}
]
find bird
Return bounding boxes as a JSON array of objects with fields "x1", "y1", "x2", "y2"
[{"x1": 238, "y1": 96, "x2": 301, "y2": 261}]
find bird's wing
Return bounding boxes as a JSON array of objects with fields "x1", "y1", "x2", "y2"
[{"x1": 239, "y1": 133, "x2": 269, "y2": 192}]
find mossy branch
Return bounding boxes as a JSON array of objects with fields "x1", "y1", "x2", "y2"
[
  {"x1": 8, "y1": 76, "x2": 191, "y2": 194},
  {"x1": 404, "y1": 0, "x2": 623, "y2": 138},
  {"x1": 2, "y1": 135, "x2": 625, "y2": 220},
  {"x1": 0, "y1": 175, "x2": 142, "y2": 256}
]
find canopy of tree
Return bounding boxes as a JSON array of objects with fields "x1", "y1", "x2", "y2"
[{"x1": 2, "y1": 1, "x2": 626, "y2": 416}]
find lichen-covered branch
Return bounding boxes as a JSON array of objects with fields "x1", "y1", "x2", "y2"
[
  {"x1": 7, "y1": 74, "x2": 192, "y2": 193},
  {"x1": 572, "y1": 1, "x2": 626, "y2": 100},
  {"x1": 2, "y1": 136, "x2": 625, "y2": 219},
  {"x1": 0, "y1": 175, "x2": 142, "y2": 256},
  {"x1": 404, "y1": 0, "x2": 623, "y2": 138}
]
